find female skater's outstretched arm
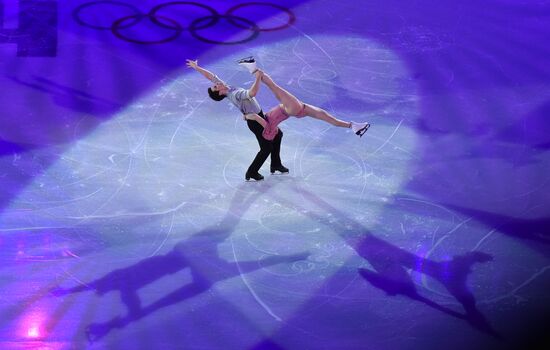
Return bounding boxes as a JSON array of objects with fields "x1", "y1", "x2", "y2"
[
  {"x1": 186, "y1": 59, "x2": 216, "y2": 81},
  {"x1": 186, "y1": 58, "x2": 264, "y2": 103},
  {"x1": 248, "y1": 69, "x2": 263, "y2": 98}
]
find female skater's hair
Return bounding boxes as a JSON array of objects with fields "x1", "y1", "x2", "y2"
[{"x1": 208, "y1": 88, "x2": 226, "y2": 101}]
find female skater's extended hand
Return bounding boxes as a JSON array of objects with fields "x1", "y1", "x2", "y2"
[{"x1": 186, "y1": 59, "x2": 198, "y2": 69}]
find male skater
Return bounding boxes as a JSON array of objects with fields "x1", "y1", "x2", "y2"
[{"x1": 186, "y1": 59, "x2": 288, "y2": 181}]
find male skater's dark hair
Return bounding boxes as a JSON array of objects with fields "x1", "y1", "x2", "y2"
[{"x1": 208, "y1": 88, "x2": 226, "y2": 101}]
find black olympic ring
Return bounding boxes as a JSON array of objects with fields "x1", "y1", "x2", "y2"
[{"x1": 72, "y1": 1, "x2": 296, "y2": 45}]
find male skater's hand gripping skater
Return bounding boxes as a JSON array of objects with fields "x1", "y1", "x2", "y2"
[
  {"x1": 238, "y1": 57, "x2": 371, "y2": 141},
  {"x1": 186, "y1": 59, "x2": 289, "y2": 181}
]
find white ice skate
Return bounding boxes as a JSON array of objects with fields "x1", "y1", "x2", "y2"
[
  {"x1": 351, "y1": 122, "x2": 370, "y2": 137},
  {"x1": 238, "y1": 56, "x2": 258, "y2": 74}
]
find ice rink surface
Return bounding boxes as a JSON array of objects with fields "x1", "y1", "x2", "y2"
[{"x1": 0, "y1": 0, "x2": 549, "y2": 349}]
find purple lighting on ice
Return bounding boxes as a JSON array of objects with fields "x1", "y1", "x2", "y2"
[{"x1": 0, "y1": 0, "x2": 549, "y2": 349}]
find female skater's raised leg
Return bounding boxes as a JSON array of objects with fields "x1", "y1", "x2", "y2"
[
  {"x1": 302, "y1": 104, "x2": 351, "y2": 128},
  {"x1": 261, "y1": 73, "x2": 304, "y2": 116},
  {"x1": 262, "y1": 73, "x2": 370, "y2": 135}
]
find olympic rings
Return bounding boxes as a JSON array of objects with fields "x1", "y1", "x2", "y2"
[{"x1": 72, "y1": 1, "x2": 296, "y2": 45}]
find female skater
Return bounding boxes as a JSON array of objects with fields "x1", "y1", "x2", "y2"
[{"x1": 238, "y1": 57, "x2": 370, "y2": 141}]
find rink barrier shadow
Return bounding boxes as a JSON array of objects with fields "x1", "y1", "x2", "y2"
[
  {"x1": 50, "y1": 183, "x2": 309, "y2": 342},
  {"x1": 266, "y1": 182, "x2": 502, "y2": 339}
]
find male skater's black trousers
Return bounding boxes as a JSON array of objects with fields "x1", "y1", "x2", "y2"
[{"x1": 246, "y1": 110, "x2": 283, "y2": 174}]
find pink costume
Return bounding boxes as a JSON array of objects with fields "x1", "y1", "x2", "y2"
[{"x1": 262, "y1": 103, "x2": 307, "y2": 140}]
